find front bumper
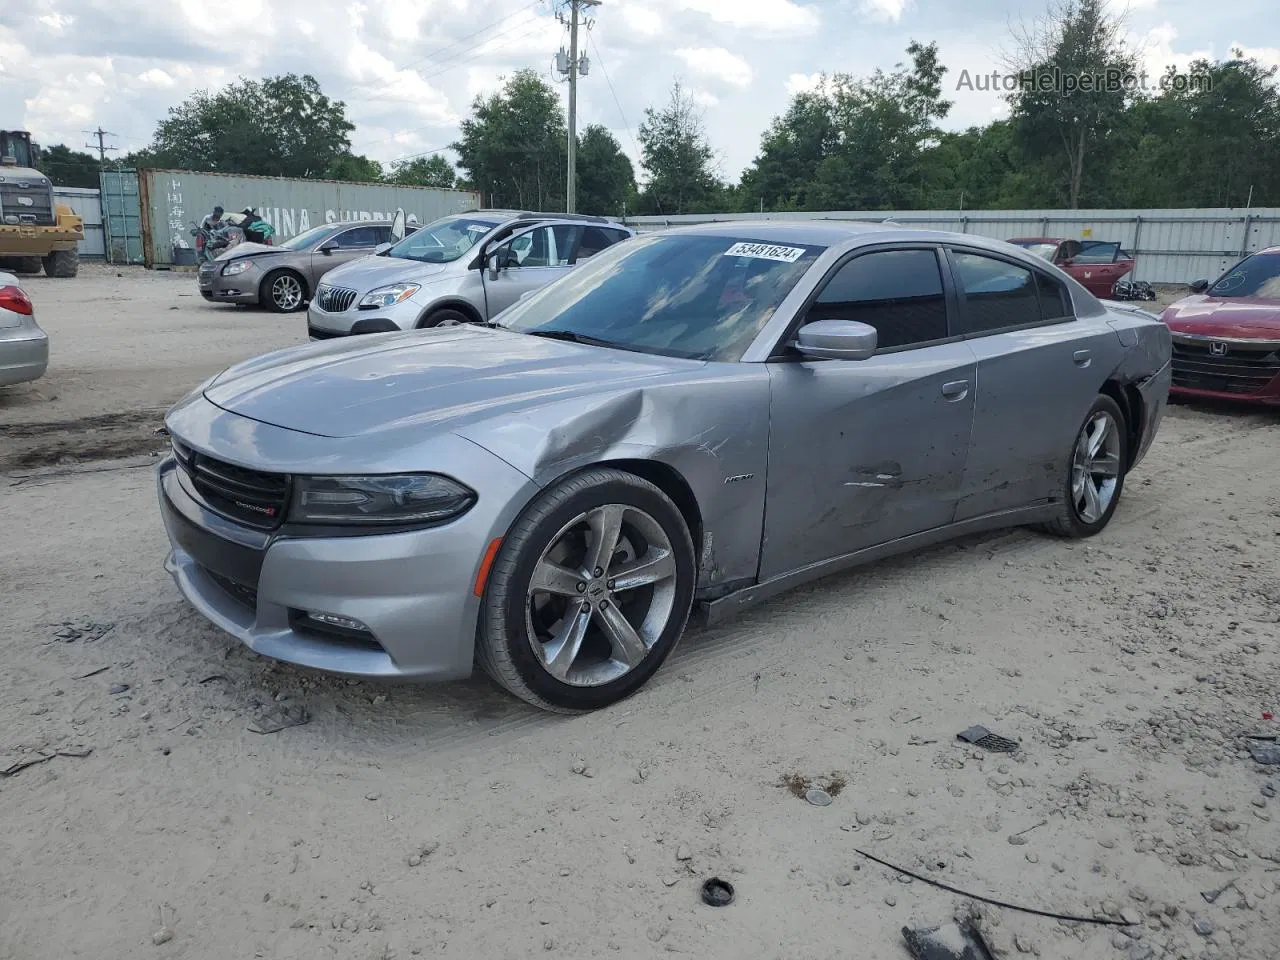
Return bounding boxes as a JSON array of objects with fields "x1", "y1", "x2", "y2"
[
  {"x1": 157, "y1": 444, "x2": 531, "y2": 681},
  {"x1": 0, "y1": 326, "x2": 49, "y2": 387},
  {"x1": 1169, "y1": 333, "x2": 1280, "y2": 404},
  {"x1": 307, "y1": 296, "x2": 420, "y2": 338},
  {"x1": 199, "y1": 264, "x2": 261, "y2": 305}
]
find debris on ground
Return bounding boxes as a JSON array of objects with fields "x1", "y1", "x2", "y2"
[
  {"x1": 956, "y1": 725, "x2": 1019, "y2": 753},
  {"x1": 47, "y1": 621, "x2": 115, "y2": 644},
  {"x1": 247, "y1": 703, "x2": 310, "y2": 735},
  {"x1": 805, "y1": 787, "x2": 833, "y2": 806},
  {"x1": 700, "y1": 878, "x2": 734, "y2": 907},
  {"x1": 902, "y1": 920, "x2": 996, "y2": 960},
  {"x1": 1, "y1": 747, "x2": 93, "y2": 777},
  {"x1": 780, "y1": 771, "x2": 847, "y2": 800},
  {"x1": 1244, "y1": 737, "x2": 1280, "y2": 765}
]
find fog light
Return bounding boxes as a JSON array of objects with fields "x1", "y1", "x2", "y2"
[{"x1": 307, "y1": 611, "x2": 369, "y2": 633}]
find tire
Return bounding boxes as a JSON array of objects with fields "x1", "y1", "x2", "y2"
[
  {"x1": 43, "y1": 249, "x2": 78, "y2": 278},
  {"x1": 261, "y1": 269, "x2": 306, "y2": 313},
  {"x1": 15, "y1": 257, "x2": 42, "y2": 275},
  {"x1": 477, "y1": 467, "x2": 696, "y2": 712},
  {"x1": 419, "y1": 308, "x2": 474, "y2": 328},
  {"x1": 1039, "y1": 394, "x2": 1129, "y2": 538}
]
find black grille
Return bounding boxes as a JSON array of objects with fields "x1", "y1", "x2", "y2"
[
  {"x1": 1171, "y1": 340, "x2": 1280, "y2": 395},
  {"x1": 172, "y1": 440, "x2": 289, "y2": 530},
  {"x1": 0, "y1": 181, "x2": 55, "y2": 226},
  {"x1": 315, "y1": 285, "x2": 357, "y2": 313},
  {"x1": 205, "y1": 569, "x2": 259, "y2": 611}
]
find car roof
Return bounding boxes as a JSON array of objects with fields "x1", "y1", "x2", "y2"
[
  {"x1": 458, "y1": 208, "x2": 624, "y2": 226},
  {"x1": 1008, "y1": 237, "x2": 1063, "y2": 244},
  {"x1": 659, "y1": 219, "x2": 1060, "y2": 251}
]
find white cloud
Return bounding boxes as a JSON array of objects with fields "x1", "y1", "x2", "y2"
[
  {"x1": 675, "y1": 47, "x2": 754, "y2": 87},
  {"x1": 860, "y1": 0, "x2": 912, "y2": 22},
  {"x1": 38, "y1": 13, "x2": 75, "y2": 33},
  {"x1": 785, "y1": 72, "x2": 824, "y2": 96},
  {"x1": 615, "y1": 2, "x2": 665, "y2": 37},
  {"x1": 657, "y1": 0, "x2": 819, "y2": 34},
  {"x1": 137, "y1": 68, "x2": 176, "y2": 89}
]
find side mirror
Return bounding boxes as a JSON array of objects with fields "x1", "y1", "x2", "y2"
[
  {"x1": 374, "y1": 242, "x2": 392, "y2": 256},
  {"x1": 1188, "y1": 278, "x2": 1210, "y2": 294},
  {"x1": 794, "y1": 319, "x2": 878, "y2": 361},
  {"x1": 319, "y1": 240, "x2": 338, "y2": 255},
  {"x1": 486, "y1": 248, "x2": 515, "y2": 280}
]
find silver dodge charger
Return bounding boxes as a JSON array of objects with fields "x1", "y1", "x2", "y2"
[{"x1": 158, "y1": 221, "x2": 1172, "y2": 712}]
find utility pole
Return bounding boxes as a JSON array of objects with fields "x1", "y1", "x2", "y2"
[
  {"x1": 83, "y1": 127, "x2": 118, "y2": 164},
  {"x1": 556, "y1": 0, "x2": 599, "y2": 214}
]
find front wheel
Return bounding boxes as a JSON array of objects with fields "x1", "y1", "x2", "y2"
[
  {"x1": 419, "y1": 308, "x2": 474, "y2": 328},
  {"x1": 1039, "y1": 394, "x2": 1129, "y2": 538},
  {"x1": 477, "y1": 468, "x2": 696, "y2": 712},
  {"x1": 43, "y1": 249, "x2": 78, "y2": 278},
  {"x1": 261, "y1": 269, "x2": 306, "y2": 312}
]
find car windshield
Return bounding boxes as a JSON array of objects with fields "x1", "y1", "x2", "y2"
[
  {"x1": 497, "y1": 233, "x2": 826, "y2": 361},
  {"x1": 278, "y1": 225, "x2": 336, "y2": 251},
  {"x1": 386, "y1": 214, "x2": 501, "y2": 263},
  {"x1": 1209, "y1": 254, "x2": 1280, "y2": 299},
  {"x1": 1009, "y1": 240, "x2": 1058, "y2": 261}
]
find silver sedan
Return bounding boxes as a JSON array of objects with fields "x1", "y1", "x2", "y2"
[
  {"x1": 158, "y1": 221, "x2": 1172, "y2": 712},
  {"x1": 0, "y1": 271, "x2": 48, "y2": 387}
]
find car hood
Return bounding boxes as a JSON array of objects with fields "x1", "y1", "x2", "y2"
[
  {"x1": 215, "y1": 242, "x2": 279, "y2": 261},
  {"x1": 1162, "y1": 295, "x2": 1280, "y2": 339},
  {"x1": 202, "y1": 325, "x2": 695, "y2": 439},
  {"x1": 320, "y1": 255, "x2": 451, "y2": 291}
]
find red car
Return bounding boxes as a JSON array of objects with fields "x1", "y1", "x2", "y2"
[
  {"x1": 1160, "y1": 247, "x2": 1280, "y2": 405},
  {"x1": 1007, "y1": 237, "x2": 1136, "y2": 299}
]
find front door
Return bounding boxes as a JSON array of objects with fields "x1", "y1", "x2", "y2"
[
  {"x1": 759, "y1": 247, "x2": 977, "y2": 581},
  {"x1": 481, "y1": 223, "x2": 583, "y2": 319},
  {"x1": 312, "y1": 224, "x2": 384, "y2": 278},
  {"x1": 945, "y1": 246, "x2": 1127, "y2": 520}
]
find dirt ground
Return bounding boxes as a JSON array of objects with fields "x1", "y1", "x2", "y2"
[{"x1": 2, "y1": 269, "x2": 1278, "y2": 960}]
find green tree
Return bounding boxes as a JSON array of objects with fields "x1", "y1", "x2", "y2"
[
  {"x1": 1005, "y1": 0, "x2": 1135, "y2": 208},
  {"x1": 737, "y1": 86, "x2": 836, "y2": 211},
  {"x1": 390, "y1": 154, "x2": 456, "y2": 188},
  {"x1": 324, "y1": 154, "x2": 384, "y2": 182},
  {"x1": 636, "y1": 81, "x2": 721, "y2": 214},
  {"x1": 145, "y1": 74, "x2": 355, "y2": 178},
  {"x1": 574, "y1": 125, "x2": 635, "y2": 215},
  {"x1": 454, "y1": 69, "x2": 567, "y2": 210},
  {"x1": 35, "y1": 144, "x2": 102, "y2": 188}
]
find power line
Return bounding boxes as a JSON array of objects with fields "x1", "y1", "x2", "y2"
[{"x1": 587, "y1": 34, "x2": 642, "y2": 165}]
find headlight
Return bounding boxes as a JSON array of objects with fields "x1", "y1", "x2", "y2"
[
  {"x1": 359, "y1": 282, "x2": 420, "y2": 308},
  {"x1": 222, "y1": 259, "x2": 254, "y2": 276},
  {"x1": 290, "y1": 474, "x2": 476, "y2": 526}
]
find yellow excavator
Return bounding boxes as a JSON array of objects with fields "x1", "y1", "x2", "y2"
[{"x1": 0, "y1": 130, "x2": 83, "y2": 278}]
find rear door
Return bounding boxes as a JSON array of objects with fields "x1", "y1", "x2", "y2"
[
  {"x1": 481, "y1": 221, "x2": 585, "y2": 318},
  {"x1": 946, "y1": 246, "x2": 1125, "y2": 520}
]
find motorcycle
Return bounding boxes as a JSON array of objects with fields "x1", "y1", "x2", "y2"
[{"x1": 189, "y1": 220, "x2": 246, "y2": 262}]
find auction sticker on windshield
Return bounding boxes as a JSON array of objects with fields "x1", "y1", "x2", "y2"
[{"x1": 723, "y1": 242, "x2": 806, "y2": 263}]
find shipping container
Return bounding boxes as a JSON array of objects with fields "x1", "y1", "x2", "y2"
[
  {"x1": 622, "y1": 208, "x2": 1280, "y2": 285},
  {"x1": 133, "y1": 169, "x2": 481, "y2": 267}
]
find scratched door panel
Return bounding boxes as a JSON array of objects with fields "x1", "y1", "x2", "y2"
[{"x1": 759, "y1": 342, "x2": 977, "y2": 582}]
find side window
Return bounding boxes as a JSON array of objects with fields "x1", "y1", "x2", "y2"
[
  {"x1": 334, "y1": 226, "x2": 381, "y2": 248},
  {"x1": 575, "y1": 226, "x2": 615, "y2": 261},
  {"x1": 1035, "y1": 271, "x2": 1072, "y2": 320},
  {"x1": 804, "y1": 249, "x2": 949, "y2": 350},
  {"x1": 506, "y1": 226, "x2": 548, "y2": 267},
  {"x1": 550, "y1": 225, "x2": 583, "y2": 265},
  {"x1": 951, "y1": 252, "x2": 1040, "y2": 334},
  {"x1": 374, "y1": 226, "x2": 392, "y2": 244}
]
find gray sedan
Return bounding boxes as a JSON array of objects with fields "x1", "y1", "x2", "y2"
[
  {"x1": 199, "y1": 219, "x2": 414, "y2": 313},
  {"x1": 158, "y1": 221, "x2": 1172, "y2": 712},
  {"x1": 0, "y1": 271, "x2": 48, "y2": 387}
]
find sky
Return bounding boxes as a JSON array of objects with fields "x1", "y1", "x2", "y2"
[{"x1": 1, "y1": 0, "x2": 1277, "y2": 184}]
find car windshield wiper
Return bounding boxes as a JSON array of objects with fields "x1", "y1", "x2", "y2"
[{"x1": 523, "y1": 329, "x2": 623, "y2": 349}]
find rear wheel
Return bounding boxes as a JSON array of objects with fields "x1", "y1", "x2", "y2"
[
  {"x1": 419, "y1": 308, "x2": 474, "y2": 328},
  {"x1": 43, "y1": 249, "x2": 78, "y2": 278},
  {"x1": 1039, "y1": 394, "x2": 1128, "y2": 538},
  {"x1": 261, "y1": 269, "x2": 306, "y2": 312},
  {"x1": 477, "y1": 468, "x2": 696, "y2": 712},
  {"x1": 14, "y1": 257, "x2": 42, "y2": 275}
]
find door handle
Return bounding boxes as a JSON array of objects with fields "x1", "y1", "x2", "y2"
[
  {"x1": 1073, "y1": 349, "x2": 1091, "y2": 366},
  {"x1": 941, "y1": 380, "x2": 969, "y2": 401}
]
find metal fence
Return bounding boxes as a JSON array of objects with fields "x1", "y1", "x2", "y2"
[
  {"x1": 621, "y1": 208, "x2": 1280, "y2": 284},
  {"x1": 51, "y1": 186, "x2": 104, "y2": 259},
  {"x1": 134, "y1": 169, "x2": 481, "y2": 267}
]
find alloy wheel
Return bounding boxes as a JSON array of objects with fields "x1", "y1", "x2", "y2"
[
  {"x1": 1071, "y1": 410, "x2": 1122, "y2": 524},
  {"x1": 525, "y1": 503, "x2": 678, "y2": 687},
  {"x1": 272, "y1": 274, "x2": 303, "y2": 311}
]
